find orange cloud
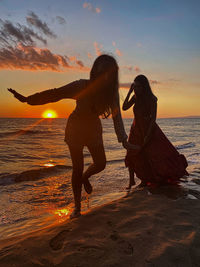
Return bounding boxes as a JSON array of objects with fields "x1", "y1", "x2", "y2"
[
  {"x1": 116, "y1": 48, "x2": 122, "y2": 57},
  {"x1": 87, "y1": 52, "x2": 92, "y2": 59},
  {"x1": 112, "y1": 42, "x2": 123, "y2": 57},
  {"x1": 94, "y1": 41, "x2": 102, "y2": 56},
  {"x1": 83, "y1": 2, "x2": 101, "y2": 13},
  {"x1": 123, "y1": 65, "x2": 133, "y2": 72},
  {"x1": 0, "y1": 13, "x2": 89, "y2": 72},
  {"x1": 0, "y1": 43, "x2": 88, "y2": 72},
  {"x1": 134, "y1": 66, "x2": 141, "y2": 73},
  {"x1": 95, "y1": 8, "x2": 101, "y2": 13},
  {"x1": 123, "y1": 65, "x2": 141, "y2": 73}
]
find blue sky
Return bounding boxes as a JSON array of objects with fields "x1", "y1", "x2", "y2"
[{"x1": 0, "y1": 0, "x2": 200, "y2": 117}]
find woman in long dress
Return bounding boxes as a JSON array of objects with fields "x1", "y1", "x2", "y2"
[
  {"x1": 123, "y1": 74, "x2": 188, "y2": 188},
  {"x1": 8, "y1": 55, "x2": 137, "y2": 218}
]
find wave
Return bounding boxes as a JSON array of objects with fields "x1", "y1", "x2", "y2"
[
  {"x1": 107, "y1": 158, "x2": 124, "y2": 164},
  {"x1": 189, "y1": 152, "x2": 200, "y2": 157},
  {"x1": 84, "y1": 158, "x2": 124, "y2": 166},
  {"x1": 0, "y1": 164, "x2": 72, "y2": 186},
  {"x1": 0, "y1": 129, "x2": 52, "y2": 137},
  {"x1": 176, "y1": 142, "x2": 195, "y2": 150}
]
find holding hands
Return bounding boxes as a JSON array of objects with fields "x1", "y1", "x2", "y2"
[
  {"x1": 8, "y1": 88, "x2": 27, "y2": 103},
  {"x1": 122, "y1": 139, "x2": 141, "y2": 152}
]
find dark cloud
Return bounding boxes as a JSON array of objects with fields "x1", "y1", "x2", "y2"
[
  {"x1": 26, "y1": 11, "x2": 56, "y2": 38},
  {"x1": 56, "y1": 16, "x2": 66, "y2": 25},
  {"x1": 0, "y1": 19, "x2": 47, "y2": 47},
  {"x1": 167, "y1": 78, "x2": 180, "y2": 83},
  {"x1": 150, "y1": 80, "x2": 161, "y2": 85},
  {"x1": 123, "y1": 65, "x2": 141, "y2": 73},
  {"x1": 76, "y1": 60, "x2": 84, "y2": 68},
  {"x1": 0, "y1": 13, "x2": 88, "y2": 72},
  {"x1": 120, "y1": 80, "x2": 161, "y2": 89}
]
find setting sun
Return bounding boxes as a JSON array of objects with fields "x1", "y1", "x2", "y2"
[{"x1": 42, "y1": 109, "x2": 58, "y2": 118}]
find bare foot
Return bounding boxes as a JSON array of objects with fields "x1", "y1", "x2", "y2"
[
  {"x1": 126, "y1": 180, "x2": 136, "y2": 190},
  {"x1": 70, "y1": 208, "x2": 81, "y2": 219},
  {"x1": 83, "y1": 179, "x2": 93, "y2": 194},
  {"x1": 138, "y1": 181, "x2": 147, "y2": 187}
]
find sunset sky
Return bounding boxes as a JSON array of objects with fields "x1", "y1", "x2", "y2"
[{"x1": 0, "y1": 0, "x2": 199, "y2": 118}]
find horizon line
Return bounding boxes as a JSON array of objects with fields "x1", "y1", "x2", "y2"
[{"x1": 0, "y1": 115, "x2": 200, "y2": 119}]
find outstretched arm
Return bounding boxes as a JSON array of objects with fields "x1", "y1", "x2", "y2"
[
  {"x1": 8, "y1": 79, "x2": 86, "y2": 105},
  {"x1": 8, "y1": 88, "x2": 27, "y2": 103},
  {"x1": 122, "y1": 83, "x2": 136, "y2": 111}
]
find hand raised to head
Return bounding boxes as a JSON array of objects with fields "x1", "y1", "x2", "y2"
[
  {"x1": 129, "y1": 83, "x2": 135, "y2": 94},
  {"x1": 8, "y1": 88, "x2": 27, "y2": 103}
]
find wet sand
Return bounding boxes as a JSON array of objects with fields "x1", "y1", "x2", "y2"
[{"x1": 0, "y1": 186, "x2": 200, "y2": 267}]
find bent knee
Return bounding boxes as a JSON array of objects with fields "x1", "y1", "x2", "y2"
[{"x1": 95, "y1": 160, "x2": 106, "y2": 172}]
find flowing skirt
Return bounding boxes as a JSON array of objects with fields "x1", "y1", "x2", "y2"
[{"x1": 125, "y1": 121, "x2": 188, "y2": 184}]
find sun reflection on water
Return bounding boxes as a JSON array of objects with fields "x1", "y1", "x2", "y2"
[
  {"x1": 53, "y1": 208, "x2": 71, "y2": 222},
  {"x1": 54, "y1": 208, "x2": 70, "y2": 217},
  {"x1": 44, "y1": 163, "x2": 55, "y2": 167}
]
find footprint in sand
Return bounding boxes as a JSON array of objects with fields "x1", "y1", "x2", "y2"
[
  {"x1": 109, "y1": 229, "x2": 134, "y2": 256},
  {"x1": 110, "y1": 231, "x2": 119, "y2": 241},
  {"x1": 78, "y1": 245, "x2": 104, "y2": 258},
  {"x1": 49, "y1": 230, "x2": 69, "y2": 251},
  {"x1": 165, "y1": 224, "x2": 194, "y2": 241},
  {"x1": 0, "y1": 245, "x2": 13, "y2": 257},
  {"x1": 117, "y1": 239, "x2": 134, "y2": 255}
]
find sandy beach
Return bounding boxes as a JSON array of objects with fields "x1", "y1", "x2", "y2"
[{"x1": 1, "y1": 186, "x2": 200, "y2": 267}]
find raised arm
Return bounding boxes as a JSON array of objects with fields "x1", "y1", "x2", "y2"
[
  {"x1": 8, "y1": 79, "x2": 87, "y2": 105},
  {"x1": 122, "y1": 83, "x2": 136, "y2": 111}
]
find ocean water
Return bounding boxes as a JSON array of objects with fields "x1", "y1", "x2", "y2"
[{"x1": 0, "y1": 117, "x2": 200, "y2": 240}]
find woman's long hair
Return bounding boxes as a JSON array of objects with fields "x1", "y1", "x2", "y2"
[
  {"x1": 134, "y1": 75, "x2": 157, "y2": 114},
  {"x1": 134, "y1": 75, "x2": 154, "y2": 99},
  {"x1": 89, "y1": 54, "x2": 119, "y2": 118}
]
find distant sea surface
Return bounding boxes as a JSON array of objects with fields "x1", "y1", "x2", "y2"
[{"x1": 0, "y1": 117, "x2": 200, "y2": 239}]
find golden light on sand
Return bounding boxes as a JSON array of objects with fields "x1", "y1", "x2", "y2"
[
  {"x1": 54, "y1": 208, "x2": 70, "y2": 217},
  {"x1": 42, "y1": 109, "x2": 58, "y2": 118}
]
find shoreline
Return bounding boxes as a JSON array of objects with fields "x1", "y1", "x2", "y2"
[{"x1": 1, "y1": 186, "x2": 200, "y2": 267}]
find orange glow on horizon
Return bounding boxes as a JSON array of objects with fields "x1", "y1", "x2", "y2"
[{"x1": 42, "y1": 109, "x2": 58, "y2": 118}]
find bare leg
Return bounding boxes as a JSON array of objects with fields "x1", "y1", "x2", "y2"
[
  {"x1": 68, "y1": 144, "x2": 84, "y2": 217},
  {"x1": 126, "y1": 166, "x2": 136, "y2": 190},
  {"x1": 83, "y1": 141, "x2": 106, "y2": 194}
]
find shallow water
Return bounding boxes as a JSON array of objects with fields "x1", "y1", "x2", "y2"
[{"x1": 0, "y1": 117, "x2": 200, "y2": 239}]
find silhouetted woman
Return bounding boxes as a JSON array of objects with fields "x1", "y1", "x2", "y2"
[
  {"x1": 123, "y1": 74, "x2": 188, "y2": 188},
  {"x1": 8, "y1": 55, "x2": 135, "y2": 218}
]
